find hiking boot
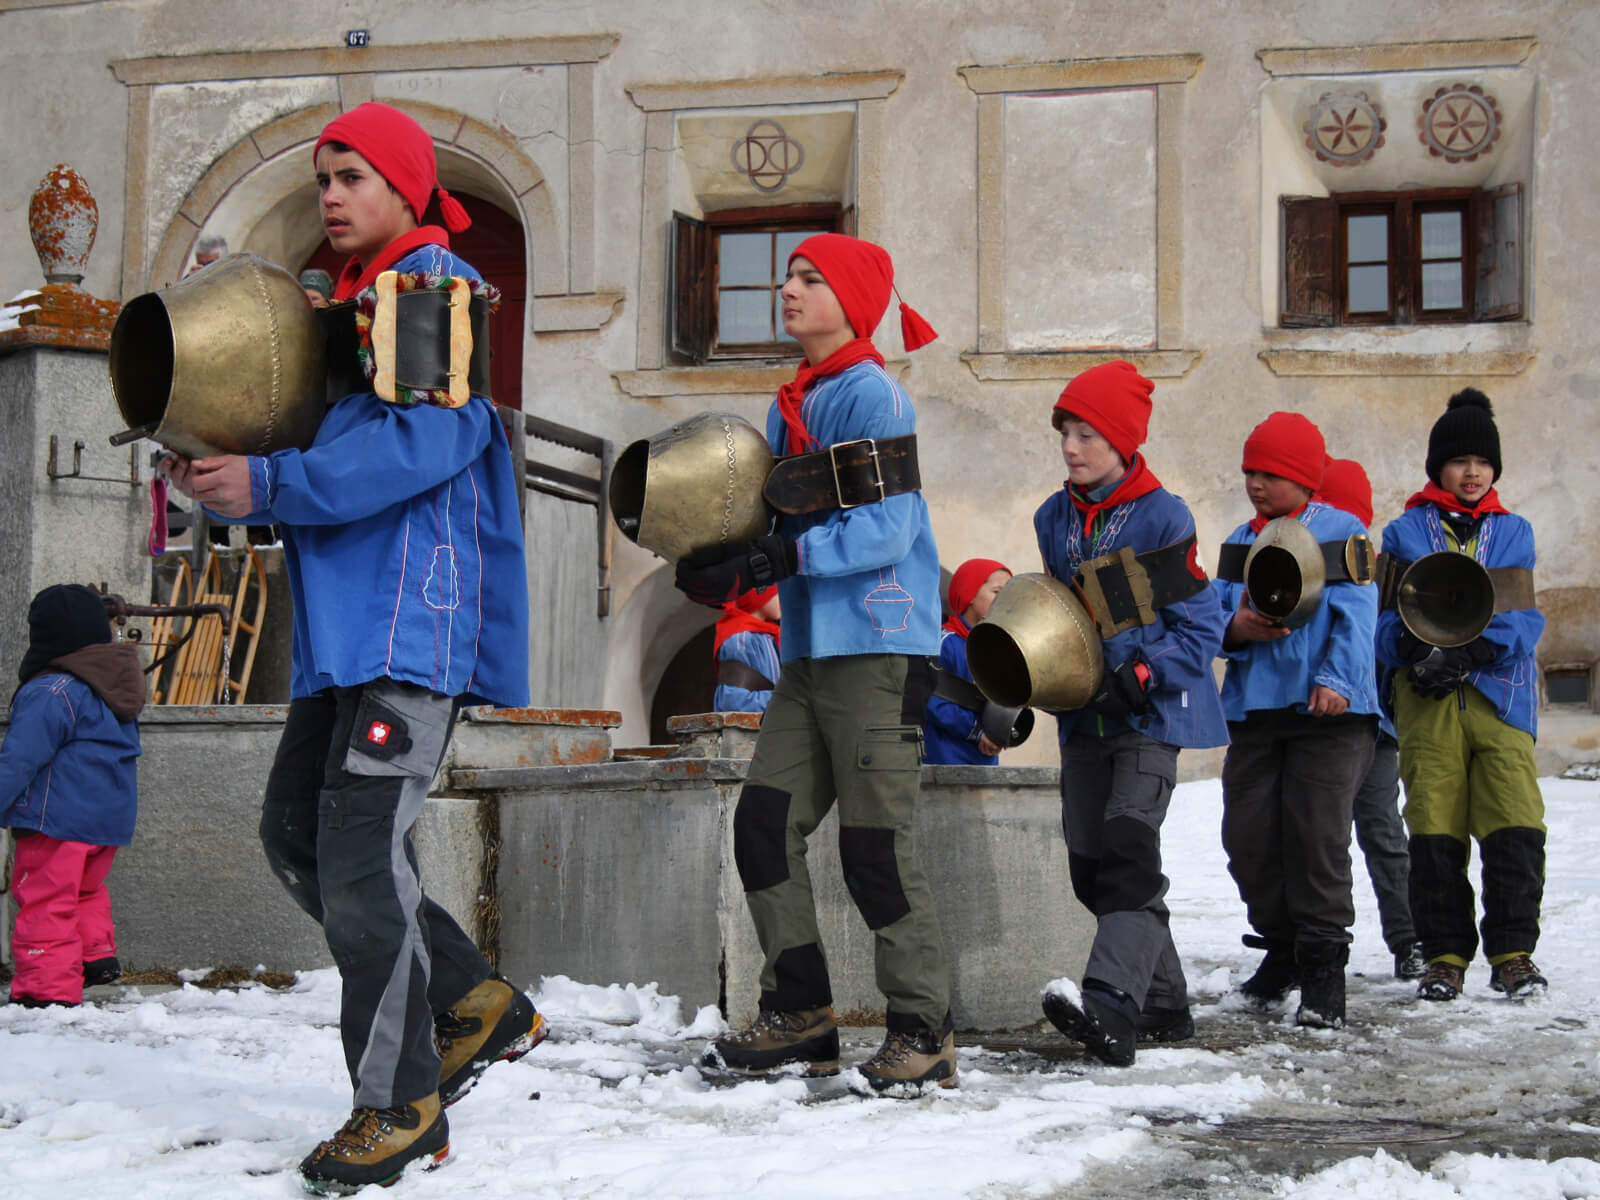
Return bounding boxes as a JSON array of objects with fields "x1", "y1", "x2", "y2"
[
  {"x1": 298, "y1": 1093, "x2": 449, "y2": 1195},
  {"x1": 1489, "y1": 955, "x2": 1547, "y2": 999},
  {"x1": 1136, "y1": 1004, "x2": 1195, "y2": 1044},
  {"x1": 1392, "y1": 943, "x2": 1427, "y2": 981},
  {"x1": 1417, "y1": 960, "x2": 1466, "y2": 1002},
  {"x1": 1043, "y1": 983, "x2": 1137, "y2": 1066},
  {"x1": 1294, "y1": 942, "x2": 1348, "y2": 1029},
  {"x1": 1238, "y1": 937, "x2": 1298, "y2": 1008},
  {"x1": 435, "y1": 977, "x2": 546, "y2": 1107},
  {"x1": 857, "y1": 1024, "x2": 958, "y2": 1093},
  {"x1": 82, "y1": 957, "x2": 121, "y2": 988},
  {"x1": 703, "y1": 1006, "x2": 839, "y2": 1076}
]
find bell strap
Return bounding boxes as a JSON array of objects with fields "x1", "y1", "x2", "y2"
[
  {"x1": 1374, "y1": 553, "x2": 1536, "y2": 613},
  {"x1": 762, "y1": 435, "x2": 920, "y2": 516},
  {"x1": 930, "y1": 661, "x2": 988, "y2": 712},
  {"x1": 717, "y1": 660, "x2": 775, "y2": 692},
  {"x1": 1216, "y1": 534, "x2": 1376, "y2": 587},
  {"x1": 318, "y1": 289, "x2": 493, "y2": 406},
  {"x1": 1075, "y1": 535, "x2": 1209, "y2": 639}
]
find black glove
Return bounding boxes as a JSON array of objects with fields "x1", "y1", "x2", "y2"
[
  {"x1": 674, "y1": 534, "x2": 797, "y2": 608},
  {"x1": 1395, "y1": 630, "x2": 1434, "y2": 665},
  {"x1": 1461, "y1": 636, "x2": 1498, "y2": 667},
  {"x1": 1087, "y1": 659, "x2": 1154, "y2": 720},
  {"x1": 1409, "y1": 645, "x2": 1475, "y2": 699}
]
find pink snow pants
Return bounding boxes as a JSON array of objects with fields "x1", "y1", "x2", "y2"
[{"x1": 9, "y1": 834, "x2": 118, "y2": 1004}]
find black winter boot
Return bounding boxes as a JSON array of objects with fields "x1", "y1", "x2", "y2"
[
  {"x1": 1295, "y1": 942, "x2": 1349, "y2": 1029},
  {"x1": 1238, "y1": 935, "x2": 1298, "y2": 1009},
  {"x1": 1043, "y1": 981, "x2": 1138, "y2": 1067}
]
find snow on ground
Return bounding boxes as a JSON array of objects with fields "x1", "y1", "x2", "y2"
[{"x1": 2, "y1": 778, "x2": 1597, "y2": 1198}]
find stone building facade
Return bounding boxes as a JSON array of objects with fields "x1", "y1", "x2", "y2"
[{"x1": 0, "y1": 2, "x2": 1595, "y2": 760}]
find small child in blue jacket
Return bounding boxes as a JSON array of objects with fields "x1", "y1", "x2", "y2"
[
  {"x1": 1030, "y1": 361, "x2": 1227, "y2": 1067},
  {"x1": 1375, "y1": 389, "x2": 1547, "y2": 1004},
  {"x1": 924, "y1": 557, "x2": 1011, "y2": 765},
  {"x1": 713, "y1": 587, "x2": 782, "y2": 714},
  {"x1": 2, "y1": 585, "x2": 143, "y2": 1007},
  {"x1": 1214, "y1": 412, "x2": 1378, "y2": 1030}
]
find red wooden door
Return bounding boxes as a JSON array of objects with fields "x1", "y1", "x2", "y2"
[{"x1": 301, "y1": 192, "x2": 527, "y2": 410}]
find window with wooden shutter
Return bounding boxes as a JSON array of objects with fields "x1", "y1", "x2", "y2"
[
  {"x1": 1281, "y1": 196, "x2": 1337, "y2": 327},
  {"x1": 670, "y1": 211, "x2": 713, "y2": 361},
  {"x1": 1474, "y1": 182, "x2": 1524, "y2": 321}
]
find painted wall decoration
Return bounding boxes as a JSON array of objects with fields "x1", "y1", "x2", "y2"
[
  {"x1": 731, "y1": 119, "x2": 804, "y2": 192},
  {"x1": 1418, "y1": 83, "x2": 1501, "y2": 163},
  {"x1": 1304, "y1": 91, "x2": 1386, "y2": 166}
]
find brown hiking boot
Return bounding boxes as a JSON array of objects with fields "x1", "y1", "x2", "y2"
[
  {"x1": 704, "y1": 1006, "x2": 840, "y2": 1075},
  {"x1": 436, "y1": 977, "x2": 547, "y2": 1107},
  {"x1": 1489, "y1": 954, "x2": 1548, "y2": 999},
  {"x1": 298, "y1": 1093, "x2": 448, "y2": 1195},
  {"x1": 1417, "y1": 960, "x2": 1466, "y2": 1002},
  {"x1": 857, "y1": 1027, "x2": 958, "y2": 1094}
]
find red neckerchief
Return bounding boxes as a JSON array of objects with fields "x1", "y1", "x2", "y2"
[
  {"x1": 942, "y1": 613, "x2": 972, "y2": 640},
  {"x1": 1068, "y1": 454, "x2": 1162, "y2": 536},
  {"x1": 712, "y1": 608, "x2": 781, "y2": 660},
  {"x1": 1404, "y1": 480, "x2": 1511, "y2": 516},
  {"x1": 1249, "y1": 501, "x2": 1308, "y2": 534},
  {"x1": 775, "y1": 337, "x2": 884, "y2": 455},
  {"x1": 332, "y1": 225, "x2": 452, "y2": 301}
]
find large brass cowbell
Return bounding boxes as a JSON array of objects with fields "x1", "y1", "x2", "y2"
[{"x1": 967, "y1": 573, "x2": 1104, "y2": 712}]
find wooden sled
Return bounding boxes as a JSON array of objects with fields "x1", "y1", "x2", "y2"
[{"x1": 147, "y1": 547, "x2": 268, "y2": 704}]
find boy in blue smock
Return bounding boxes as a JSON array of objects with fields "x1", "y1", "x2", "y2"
[
  {"x1": 163, "y1": 102, "x2": 539, "y2": 1194},
  {"x1": 1214, "y1": 412, "x2": 1378, "y2": 1030},
  {"x1": 924, "y1": 557, "x2": 1011, "y2": 765},
  {"x1": 675, "y1": 234, "x2": 954, "y2": 1093},
  {"x1": 1028, "y1": 361, "x2": 1227, "y2": 1066},
  {"x1": 1376, "y1": 389, "x2": 1547, "y2": 1004},
  {"x1": 712, "y1": 586, "x2": 782, "y2": 713}
]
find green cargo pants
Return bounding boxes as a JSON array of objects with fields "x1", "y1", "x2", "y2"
[{"x1": 733, "y1": 653, "x2": 951, "y2": 1033}]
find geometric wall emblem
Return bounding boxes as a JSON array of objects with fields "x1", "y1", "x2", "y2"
[
  {"x1": 1418, "y1": 83, "x2": 1501, "y2": 164},
  {"x1": 731, "y1": 119, "x2": 804, "y2": 192},
  {"x1": 1304, "y1": 91, "x2": 1386, "y2": 166}
]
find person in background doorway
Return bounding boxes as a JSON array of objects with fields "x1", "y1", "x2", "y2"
[
  {"x1": 299, "y1": 268, "x2": 334, "y2": 308},
  {"x1": 187, "y1": 233, "x2": 227, "y2": 275}
]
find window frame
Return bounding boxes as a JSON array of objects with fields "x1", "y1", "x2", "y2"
[
  {"x1": 1280, "y1": 184, "x2": 1523, "y2": 328},
  {"x1": 670, "y1": 203, "x2": 851, "y2": 363}
]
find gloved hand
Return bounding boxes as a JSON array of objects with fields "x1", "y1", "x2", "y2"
[
  {"x1": 1086, "y1": 659, "x2": 1154, "y2": 720},
  {"x1": 1409, "y1": 645, "x2": 1475, "y2": 699},
  {"x1": 1395, "y1": 630, "x2": 1434, "y2": 664},
  {"x1": 674, "y1": 534, "x2": 797, "y2": 608}
]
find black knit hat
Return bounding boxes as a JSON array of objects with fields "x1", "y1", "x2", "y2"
[
  {"x1": 1425, "y1": 388, "x2": 1501, "y2": 485},
  {"x1": 19, "y1": 584, "x2": 111, "y2": 685}
]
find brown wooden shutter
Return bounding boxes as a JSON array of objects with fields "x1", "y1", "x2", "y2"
[
  {"x1": 1280, "y1": 196, "x2": 1338, "y2": 327},
  {"x1": 670, "y1": 211, "x2": 713, "y2": 360},
  {"x1": 1474, "y1": 183, "x2": 1524, "y2": 321},
  {"x1": 839, "y1": 205, "x2": 857, "y2": 237}
]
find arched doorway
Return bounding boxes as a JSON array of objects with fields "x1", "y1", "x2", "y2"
[
  {"x1": 301, "y1": 191, "x2": 527, "y2": 410},
  {"x1": 649, "y1": 627, "x2": 717, "y2": 745}
]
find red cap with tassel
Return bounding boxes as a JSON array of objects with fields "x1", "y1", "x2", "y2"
[
  {"x1": 314, "y1": 102, "x2": 473, "y2": 234},
  {"x1": 789, "y1": 233, "x2": 938, "y2": 351}
]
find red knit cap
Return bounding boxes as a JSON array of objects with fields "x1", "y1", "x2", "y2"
[
  {"x1": 948, "y1": 558, "x2": 1011, "y2": 618},
  {"x1": 1242, "y1": 411, "x2": 1326, "y2": 493},
  {"x1": 1051, "y1": 360, "x2": 1154, "y2": 463},
  {"x1": 1316, "y1": 456, "x2": 1373, "y2": 527},
  {"x1": 788, "y1": 233, "x2": 938, "y2": 351},
  {"x1": 313, "y1": 102, "x2": 471, "y2": 234}
]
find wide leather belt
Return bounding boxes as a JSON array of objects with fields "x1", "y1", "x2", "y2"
[
  {"x1": 1075, "y1": 535, "x2": 1209, "y2": 639},
  {"x1": 1216, "y1": 535, "x2": 1376, "y2": 587},
  {"x1": 317, "y1": 287, "x2": 493, "y2": 407},
  {"x1": 717, "y1": 660, "x2": 775, "y2": 692},
  {"x1": 1374, "y1": 553, "x2": 1536, "y2": 613},
  {"x1": 762, "y1": 435, "x2": 920, "y2": 515}
]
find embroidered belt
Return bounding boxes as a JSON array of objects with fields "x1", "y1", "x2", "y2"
[
  {"x1": 762, "y1": 435, "x2": 920, "y2": 515},
  {"x1": 318, "y1": 285, "x2": 493, "y2": 407}
]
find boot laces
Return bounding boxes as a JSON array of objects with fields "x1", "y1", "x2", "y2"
[
  {"x1": 434, "y1": 1010, "x2": 481, "y2": 1053},
  {"x1": 321, "y1": 1105, "x2": 409, "y2": 1157},
  {"x1": 725, "y1": 1009, "x2": 799, "y2": 1045},
  {"x1": 869, "y1": 1031, "x2": 919, "y2": 1068},
  {"x1": 1496, "y1": 956, "x2": 1540, "y2": 987}
]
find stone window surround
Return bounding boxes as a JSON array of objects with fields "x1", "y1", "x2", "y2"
[
  {"x1": 108, "y1": 36, "x2": 625, "y2": 333},
  {"x1": 959, "y1": 54, "x2": 1203, "y2": 383},
  {"x1": 616, "y1": 71, "x2": 902, "y2": 401},
  {"x1": 1256, "y1": 35, "x2": 1538, "y2": 379}
]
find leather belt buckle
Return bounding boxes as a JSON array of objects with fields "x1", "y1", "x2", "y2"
[{"x1": 830, "y1": 438, "x2": 885, "y2": 509}]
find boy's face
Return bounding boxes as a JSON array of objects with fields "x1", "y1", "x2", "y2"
[
  {"x1": 1057, "y1": 415, "x2": 1126, "y2": 492},
  {"x1": 316, "y1": 145, "x2": 417, "y2": 268},
  {"x1": 1439, "y1": 455, "x2": 1494, "y2": 505},
  {"x1": 964, "y1": 570, "x2": 1011, "y2": 625},
  {"x1": 780, "y1": 256, "x2": 852, "y2": 349},
  {"x1": 1244, "y1": 470, "x2": 1313, "y2": 519}
]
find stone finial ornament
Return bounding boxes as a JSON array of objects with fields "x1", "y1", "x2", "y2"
[
  {"x1": 2, "y1": 163, "x2": 119, "y2": 352},
  {"x1": 29, "y1": 163, "x2": 98, "y2": 284}
]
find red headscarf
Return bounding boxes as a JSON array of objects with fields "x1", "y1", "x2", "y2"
[
  {"x1": 713, "y1": 587, "x2": 781, "y2": 659},
  {"x1": 943, "y1": 559, "x2": 1010, "y2": 638},
  {"x1": 775, "y1": 234, "x2": 938, "y2": 455},
  {"x1": 1316, "y1": 456, "x2": 1373, "y2": 527},
  {"x1": 1051, "y1": 360, "x2": 1154, "y2": 463}
]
